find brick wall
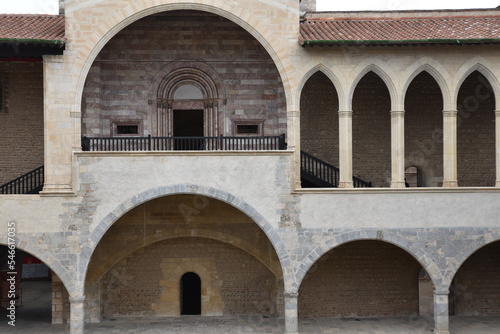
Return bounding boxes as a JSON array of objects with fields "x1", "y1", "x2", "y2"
[
  {"x1": 0, "y1": 62, "x2": 44, "y2": 185},
  {"x1": 298, "y1": 240, "x2": 421, "y2": 318},
  {"x1": 352, "y1": 72, "x2": 392, "y2": 187},
  {"x1": 101, "y1": 237, "x2": 279, "y2": 317},
  {"x1": 405, "y1": 71, "x2": 443, "y2": 187},
  {"x1": 300, "y1": 71, "x2": 339, "y2": 167},
  {"x1": 82, "y1": 11, "x2": 286, "y2": 138},
  {"x1": 453, "y1": 241, "x2": 500, "y2": 316},
  {"x1": 457, "y1": 71, "x2": 495, "y2": 187}
]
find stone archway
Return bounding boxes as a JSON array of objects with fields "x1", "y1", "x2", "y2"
[{"x1": 154, "y1": 62, "x2": 226, "y2": 137}]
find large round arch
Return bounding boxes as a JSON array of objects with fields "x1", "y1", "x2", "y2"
[
  {"x1": 293, "y1": 230, "x2": 442, "y2": 292},
  {"x1": 82, "y1": 184, "x2": 288, "y2": 285},
  {"x1": 0, "y1": 238, "x2": 74, "y2": 297},
  {"x1": 297, "y1": 239, "x2": 433, "y2": 319},
  {"x1": 72, "y1": 1, "x2": 294, "y2": 115},
  {"x1": 84, "y1": 192, "x2": 286, "y2": 320}
]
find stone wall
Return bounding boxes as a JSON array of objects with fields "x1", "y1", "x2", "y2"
[
  {"x1": 298, "y1": 241, "x2": 421, "y2": 318},
  {"x1": 100, "y1": 237, "x2": 281, "y2": 317},
  {"x1": 0, "y1": 62, "x2": 44, "y2": 184}
]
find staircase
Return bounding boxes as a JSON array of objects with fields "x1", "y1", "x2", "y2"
[
  {"x1": 0, "y1": 166, "x2": 44, "y2": 194},
  {"x1": 301, "y1": 151, "x2": 371, "y2": 188}
]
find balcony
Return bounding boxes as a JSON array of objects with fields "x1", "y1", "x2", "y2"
[{"x1": 81, "y1": 135, "x2": 287, "y2": 152}]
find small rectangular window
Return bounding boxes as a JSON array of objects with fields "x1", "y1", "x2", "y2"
[
  {"x1": 236, "y1": 124, "x2": 259, "y2": 134},
  {"x1": 116, "y1": 125, "x2": 139, "y2": 135}
]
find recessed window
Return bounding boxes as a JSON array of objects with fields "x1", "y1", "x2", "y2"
[
  {"x1": 236, "y1": 124, "x2": 259, "y2": 135},
  {"x1": 116, "y1": 125, "x2": 139, "y2": 135}
]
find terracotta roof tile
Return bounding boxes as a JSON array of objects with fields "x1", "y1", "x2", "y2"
[
  {"x1": 300, "y1": 16, "x2": 500, "y2": 46},
  {"x1": 0, "y1": 14, "x2": 65, "y2": 44}
]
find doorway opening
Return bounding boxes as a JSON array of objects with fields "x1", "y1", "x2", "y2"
[
  {"x1": 180, "y1": 272, "x2": 201, "y2": 315},
  {"x1": 174, "y1": 110, "x2": 204, "y2": 150}
]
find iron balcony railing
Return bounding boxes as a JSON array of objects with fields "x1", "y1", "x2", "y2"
[
  {"x1": 301, "y1": 151, "x2": 371, "y2": 188},
  {"x1": 82, "y1": 134, "x2": 287, "y2": 152},
  {"x1": 0, "y1": 165, "x2": 44, "y2": 194}
]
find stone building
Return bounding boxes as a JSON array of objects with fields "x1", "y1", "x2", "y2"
[{"x1": 0, "y1": 0, "x2": 500, "y2": 333}]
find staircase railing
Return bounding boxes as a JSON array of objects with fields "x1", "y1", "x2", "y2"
[
  {"x1": 301, "y1": 151, "x2": 339, "y2": 187},
  {"x1": 300, "y1": 151, "x2": 372, "y2": 188},
  {"x1": 0, "y1": 165, "x2": 44, "y2": 194},
  {"x1": 82, "y1": 134, "x2": 287, "y2": 152}
]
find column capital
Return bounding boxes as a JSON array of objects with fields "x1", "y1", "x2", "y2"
[
  {"x1": 288, "y1": 110, "x2": 300, "y2": 117},
  {"x1": 434, "y1": 290, "x2": 450, "y2": 296},
  {"x1": 443, "y1": 110, "x2": 458, "y2": 117},
  {"x1": 284, "y1": 291, "x2": 299, "y2": 299},
  {"x1": 338, "y1": 110, "x2": 353, "y2": 118},
  {"x1": 69, "y1": 295, "x2": 86, "y2": 303},
  {"x1": 495, "y1": 110, "x2": 500, "y2": 115},
  {"x1": 390, "y1": 110, "x2": 405, "y2": 115}
]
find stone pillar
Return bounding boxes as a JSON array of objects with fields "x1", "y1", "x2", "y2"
[
  {"x1": 69, "y1": 295, "x2": 85, "y2": 334},
  {"x1": 284, "y1": 292, "x2": 299, "y2": 334},
  {"x1": 288, "y1": 110, "x2": 301, "y2": 189},
  {"x1": 433, "y1": 290, "x2": 450, "y2": 334},
  {"x1": 442, "y1": 110, "x2": 458, "y2": 187},
  {"x1": 391, "y1": 110, "x2": 405, "y2": 188},
  {"x1": 41, "y1": 55, "x2": 74, "y2": 194},
  {"x1": 338, "y1": 110, "x2": 353, "y2": 188},
  {"x1": 496, "y1": 110, "x2": 500, "y2": 187}
]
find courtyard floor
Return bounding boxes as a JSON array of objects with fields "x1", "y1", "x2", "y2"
[{"x1": 1, "y1": 281, "x2": 499, "y2": 333}]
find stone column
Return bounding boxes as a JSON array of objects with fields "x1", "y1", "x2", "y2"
[
  {"x1": 288, "y1": 110, "x2": 301, "y2": 189},
  {"x1": 442, "y1": 110, "x2": 458, "y2": 187},
  {"x1": 284, "y1": 292, "x2": 299, "y2": 334},
  {"x1": 69, "y1": 295, "x2": 85, "y2": 334},
  {"x1": 433, "y1": 290, "x2": 450, "y2": 334},
  {"x1": 338, "y1": 110, "x2": 353, "y2": 188},
  {"x1": 41, "y1": 55, "x2": 74, "y2": 194},
  {"x1": 496, "y1": 110, "x2": 500, "y2": 187},
  {"x1": 391, "y1": 110, "x2": 405, "y2": 188}
]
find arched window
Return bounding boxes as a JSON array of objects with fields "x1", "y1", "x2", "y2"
[
  {"x1": 180, "y1": 272, "x2": 201, "y2": 315},
  {"x1": 405, "y1": 166, "x2": 424, "y2": 187}
]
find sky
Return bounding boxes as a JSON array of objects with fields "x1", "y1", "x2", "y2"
[
  {"x1": 0, "y1": 0, "x2": 499, "y2": 14},
  {"x1": 317, "y1": 0, "x2": 500, "y2": 11}
]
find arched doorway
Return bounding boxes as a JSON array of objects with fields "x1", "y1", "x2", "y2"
[
  {"x1": 156, "y1": 65, "x2": 224, "y2": 140},
  {"x1": 180, "y1": 272, "x2": 201, "y2": 315}
]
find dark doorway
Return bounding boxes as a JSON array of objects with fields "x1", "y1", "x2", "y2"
[
  {"x1": 173, "y1": 110, "x2": 204, "y2": 150},
  {"x1": 180, "y1": 272, "x2": 201, "y2": 315}
]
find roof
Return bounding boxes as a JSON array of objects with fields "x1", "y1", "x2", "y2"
[
  {"x1": 0, "y1": 14, "x2": 65, "y2": 44},
  {"x1": 300, "y1": 10, "x2": 500, "y2": 46},
  {"x1": 0, "y1": 14, "x2": 65, "y2": 59}
]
